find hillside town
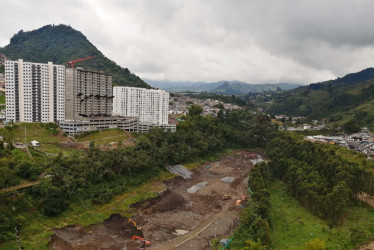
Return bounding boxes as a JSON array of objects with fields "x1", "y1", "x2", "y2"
[
  {"x1": 306, "y1": 132, "x2": 374, "y2": 158},
  {"x1": 169, "y1": 95, "x2": 242, "y2": 117}
]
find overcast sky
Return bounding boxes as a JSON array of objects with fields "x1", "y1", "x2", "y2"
[{"x1": 1, "y1": 0, "x2": 374, "y2": 84}]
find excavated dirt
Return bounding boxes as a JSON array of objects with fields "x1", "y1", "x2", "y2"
[{"x1": 49, "y1": 151, "x2": 259, "y2": 250}]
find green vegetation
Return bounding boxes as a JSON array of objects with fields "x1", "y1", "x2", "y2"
[
  {"x1": 0, "y1": 94, "x2": 5, "y2": 109},
  {"x1": 270, "y1": 182, "x2": 374, "y2": 249},
  {"x1": 266, "y1": 132, "x2": 373, "y2": 225},
  {"x1": 230, "y1": 161, "x2": 271, "y2": 249},
  {"x1": 319, "y1": 143, "x2": 374, "y2": 170},
  {"x1": 1, "y1": 123, "x2": 63, "y2": 144},
  {"x1": 0, "y1": 24, "x2": 149, "y2": 88},
  {"x1": 76, "y1": 128, "x2": 128, "y2": 144},
  {"x1": 0, "y1": 105, "x2": 277, "y2": 248},
  {"x1": 230, "y1": 132, "x2": 374, "y2": 249},
  {"x1": 267, "y1": 68, "x2": 374, "y2": 128}
]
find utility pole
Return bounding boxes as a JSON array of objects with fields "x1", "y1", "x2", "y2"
[{"x1": 24, "y1": 126, "x2": 27, "y2": 147}]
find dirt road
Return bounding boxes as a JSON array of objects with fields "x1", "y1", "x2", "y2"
[
  {"x1": 49, "y1": 150, "x2": 258, "y2": 250},
  {"x1": 150, "y1": 203, "x2": 230, "y2": 250},
  {"x1": 0, "y1": 180, "x2": 40, "y2": 193}
]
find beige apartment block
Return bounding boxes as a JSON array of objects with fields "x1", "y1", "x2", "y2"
[{"x1": 65, "y1": 68, "x2": 113, "y2": 120}]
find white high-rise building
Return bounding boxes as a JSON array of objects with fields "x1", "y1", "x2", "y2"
[
  {"x1": 113, "y1": 87, "x2": 169, "y2": 125},
  {"x1": 5, "y1": 59, "x2": 65, "y2": 122}
]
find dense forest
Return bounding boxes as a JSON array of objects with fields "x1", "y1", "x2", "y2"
[
  {"x1": 267, "y1": 68, "x2": 374, "y2": 127},
  {"x1": 230, "y1": 132, "x2": 374, "y2": 249},
  {"x1": 0, "y1": 24, "x2": 149, "y2": 88},
  {"x1": 0, "y1": 105, "x2": 276, "y2": 244}
]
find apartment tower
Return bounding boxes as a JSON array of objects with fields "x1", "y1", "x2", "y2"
[
  {"x1": 65, "y1": 68, "x2": 113, "y2": 120},
  {"x1": 113, "y1": 87, "x2": 169, "y2": 125},
  {"x1": 5, "y1": 59, "x2": 65, "y2": 122}
]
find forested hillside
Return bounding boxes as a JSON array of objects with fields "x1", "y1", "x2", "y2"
[
  {"x1": 0, "y1": 24, "x2": 149, "y2": 88},
  {"x1": 230, "y1": 132, "x2": 374, "y2": 249},
  {"x1": 267, "y1": 68, "x2": 374, "y2": 127}
]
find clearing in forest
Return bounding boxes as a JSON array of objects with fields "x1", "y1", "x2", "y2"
[{"x1": 49, "y1": 151, "x2": 258, "y2": 250}]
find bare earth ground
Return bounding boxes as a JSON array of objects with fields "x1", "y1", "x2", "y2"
[
  {"x1": 49, "y1": 151, "x2": 257, "y2": 250},
  {"x1": 359, "y1": 243, "x2": 374, "y2": 250}
]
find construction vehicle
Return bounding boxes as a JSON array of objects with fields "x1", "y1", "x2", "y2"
[
  {"x1": 131, "y1": 235, "x2": 151, "y2": 248},
  {"x1": 128, "y1": 218, "x2": 142, "y2": 230},
  {"x1": 222, "y1": 194, "x2": 229, "y2": 200},
  {"x1": 236, "y1": 199, "x2": 242, "y2": 206},
  {"x1": 66, "y1": 55, "x2": 96, "y2": 68}
]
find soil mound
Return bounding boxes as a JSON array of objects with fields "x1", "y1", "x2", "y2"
[
  {"x1": 130, "y1": 190, "x2": 170, "y2": 209},
  {"x1": 49, "y1": 214, "x2": 144, "y2": 250},
  {"x1": 144, "y1": 193, "x2": 186, "y2": 214}
]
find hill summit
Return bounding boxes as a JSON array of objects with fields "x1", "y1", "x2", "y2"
[{"x1": 0, "y1": 24, "x2": 150, "y2": 88}]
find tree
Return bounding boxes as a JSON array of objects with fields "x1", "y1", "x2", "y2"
[
  {"x1": 188, "y1": 104, "x2": 203, "y2": 117},
  {"x1": 243, "y1": 238, "x2": 267, "y2": 250},
  {"x1": 324, "y1": 181, "x2": 351, "y2": 225},
  {"x1": 342, "y1": 119, "x2": 360, "y2": 134},
  {"x1": 214, "y1": 102, "x2": 225, "y2": 110}
]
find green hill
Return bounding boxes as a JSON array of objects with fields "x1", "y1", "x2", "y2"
[
  {"x1": 0, "y1": 24, "x2": 150, "y2": 88},
  {"x1": 267, "y1": 68, "x2": 374, "y2": 127}
]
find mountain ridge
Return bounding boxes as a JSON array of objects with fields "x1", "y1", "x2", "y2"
[
  {"x1": 267, "y1": 67, "x2": 374, "y2": 127},
  {"x1": 146, "y1": 79, "x2": 301, "y2": 94},
  {"x1": 0, "y1": 24, "x2": 150, "y2": 88}
]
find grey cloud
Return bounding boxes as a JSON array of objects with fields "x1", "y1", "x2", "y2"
[{"x1": 1, "y1": 0, "x2": 374, "y2": 84}]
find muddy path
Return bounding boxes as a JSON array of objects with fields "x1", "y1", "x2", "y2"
[{"x1": 49, "y1": 151, "x2": 259, "y2": 250}]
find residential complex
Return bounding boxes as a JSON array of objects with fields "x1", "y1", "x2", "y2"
[
  {"x1": 3, "y1": 59, "x2": 175, "y2": 134},
  {"x1": 5, "y1": 59, "x2": 65, "y2": 122},
  {"x1": 65, "y1": 67, "x2": 113, "y2": 120},
  {"x1": 113, "y1": 87, "x2": 169, "y2": 125}
]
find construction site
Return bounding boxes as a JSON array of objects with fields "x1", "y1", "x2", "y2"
[{"x1": 49, "y1": 151, "x2": 262, "y2": 250}]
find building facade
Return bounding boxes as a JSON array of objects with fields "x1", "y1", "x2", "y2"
[
  {"x1": 5, "y1": 59, "x2": 65, "y2": 122},
  {"x1": 65, "y1": 68, "x2": 113, "y2": 120},
  {"x1": 59, "y1": 116, "x2": 139, "y2": 135},
  {"x1": 113, "y1": 87, "x2": 169, "y2": 125}
]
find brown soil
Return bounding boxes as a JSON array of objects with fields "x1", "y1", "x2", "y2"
[
  {"x1": 49, "y1": 150, "x2": 258, "y2": 250},
  {"x1": 358, "y1": 192, "x2": 374, "y2": 208},
  {"x1": 49, "y1": 214, "x2": 142, "y2": 250},
  {"x1": 359, "y1": 242, "x2": 374, "y2": 250}
]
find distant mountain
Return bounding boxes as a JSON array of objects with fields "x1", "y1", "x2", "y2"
[
  {"x1": 146, "y1": 79, "x2": 301, "y2": 94},
  {"x1": 211, "y1": 81, "x2": 300, "y2": 95},
  {"x1": 267, "y1": 68, "x2": 374, "y2": 126},
  {"x1": 0, "y1": 24, "x2": 150, "y2": 88}
]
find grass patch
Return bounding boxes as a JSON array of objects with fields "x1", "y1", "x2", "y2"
[
  {"x1": 270, "y1": 182, "x2": 374, "y2": 249},
  {"x1": 0, "y1": 94, "x2": 5, "y2": 105},
  {"x1": 76, "y1": 129, "x2": 128, "y2": 145},
  {"x1": 11, "y1": 123, "x2": 65, "y2": 144}
]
